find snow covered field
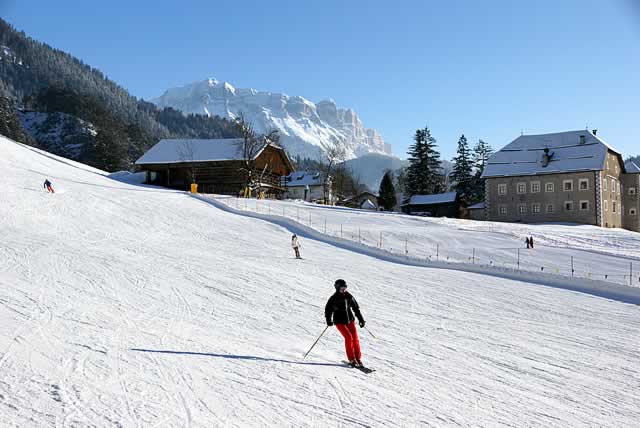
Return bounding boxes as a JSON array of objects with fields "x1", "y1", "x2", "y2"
[
  {"x1": 1, "y1": 136, "x2": 640, "y2": 427},
  {"x1": 213, "y1": 197, "x2": 640, "y2": 286}
]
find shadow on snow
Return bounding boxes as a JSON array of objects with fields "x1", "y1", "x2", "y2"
[{"x1": 130, "y1": 348, "x2": 345, "y2": 367}]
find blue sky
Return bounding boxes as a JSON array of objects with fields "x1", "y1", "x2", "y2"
[{"x1": 3, "y1": 0, "x2": 639, "y2": 159}]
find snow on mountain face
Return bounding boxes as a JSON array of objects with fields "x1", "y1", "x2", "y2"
[
  {"x1": 152, "y1": 78, "x2": 391, "y2": 160},
  {"x1": 19, "y1": 111, "x2": 97, "y2": 159}
]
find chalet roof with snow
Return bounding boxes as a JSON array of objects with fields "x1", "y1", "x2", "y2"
[
  {"x1": 284, "y1": 171, "x2": 323, "y2": 187},
  {"x1": 403, "y1": 192, "x2": 458, "y2": 206},
  {"x1": 626, "y1": 162, "x2": 640, "y2": 174},
  {"x1": 135, "y1": 138, "x2": 255, "y2": 165},
  {"x1": 482, "y1": 130, "x2": 622, "y2": 178}
]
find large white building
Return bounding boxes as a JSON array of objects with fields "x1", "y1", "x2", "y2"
[{"x1": 481, "y1": 130, "x2": 639, "y2": 232}]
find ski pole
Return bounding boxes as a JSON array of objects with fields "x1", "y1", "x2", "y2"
[
  {"x1": 303, "y1": 326, "x2": 329, "y2": 359},
  {"x1": 365, "y1": 326, "x2": 377, "y2": 339}
]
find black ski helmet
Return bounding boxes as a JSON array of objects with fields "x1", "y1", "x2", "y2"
[{"x1": 334, "y1": 279, "x2": 347, "y2": 290}]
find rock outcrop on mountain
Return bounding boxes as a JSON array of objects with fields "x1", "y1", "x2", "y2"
[{"x1": 153, "y1": 78, "x2": 392, "y2": 160}]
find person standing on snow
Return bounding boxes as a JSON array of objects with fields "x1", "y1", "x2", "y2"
[
  {"x1": 44, "y1": 179, "x2": 55, "y2": 193},
  {"x1": 325, "y1": 279, "x2": 366, "y2": 368},
  {"x1": 529, "y1": 236, "x2": 534, "y2": 249},
  {"x1": 291, "y1": 234, "x2": 302, "y2": 259},
  {"x1": 525, "y1": 237, "x2": 530, "y2": 249}
]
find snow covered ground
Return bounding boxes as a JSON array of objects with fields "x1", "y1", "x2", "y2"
[
  {"x1": 1, "y1": 136, "x2": 640, "y2": 426},
  {"x1": 213, "y1": 197, "x2": 640, "y2": 286}
]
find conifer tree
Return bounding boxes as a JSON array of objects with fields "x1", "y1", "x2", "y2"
[
  {"x1": 449, "y1": 134, "x2": 474, "y2": 202},
  {"x1": 405, "y1": 126, "x2": 443, "y2": 197},
  {"x1": 470, "y1": 139, "x2": 494, "y2": 202},
  {"x1": 378, "y1": 171, "x2": 397, "y2": 211}
]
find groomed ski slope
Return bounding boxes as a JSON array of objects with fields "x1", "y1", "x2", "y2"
[{"x1": 1, "y1": 137, "x2": 639, "y2": 427}]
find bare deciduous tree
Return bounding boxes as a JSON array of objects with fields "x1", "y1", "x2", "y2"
[
  {"x1": 319, "y1": 142, "x2": 347, "y2": 204},
  {"x1": 177, "y1": 139, "x2": 197, "y2": 184},
  {"x1": 235, "y1": 114, "x2": 281, "y2": 196}
]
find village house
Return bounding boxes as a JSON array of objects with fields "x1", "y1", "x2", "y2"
[
  {"x1": 481, "y1": 130, "x2": 639, "y2": 232},
  {"x1": 282, "y1": 171, "x2": 333, "y2": 203},
  {"x1": 338, "y1": 192, "x2": 379, "y2": 210},
  {"x1": 135, "y1": 138, "x2": 293, "y2": 197}
]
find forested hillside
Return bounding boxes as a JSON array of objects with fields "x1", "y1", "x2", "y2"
[{"x1": 0, "y1": 18, "x2": 239, "y2": 171}]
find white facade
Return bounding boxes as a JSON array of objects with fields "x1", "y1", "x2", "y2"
[{"x1": 284, "y1": 171, "x2": 333, "y2": 203}]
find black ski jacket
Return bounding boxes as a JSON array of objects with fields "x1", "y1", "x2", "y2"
[{"x1": 325, "y1": 291, "x2": 364, "y2": 325}]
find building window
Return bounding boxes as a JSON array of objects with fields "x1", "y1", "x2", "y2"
[
  {"x1": 617, "y1": 182, "x2": 620, "y2": 194},
  {"x1": 531, "y1": 182, "x2": 540, "y2": 193},
  {"x1": 604, "y1": 200, "x2": 608, "y2": 211},
  {"x1": 498, "y1": 183, "x2": 507, "y2": 195},
  {"x1": 563, "y1": 180, "x2": 573, "y2": 191},
  {"x1": 612, "y1": 202, "x2": 617, "y2": 213},
  {"x1": 630, "y1": 187, "x2": 637, "y2": 196},
  {"x1": 545, "y1": 183, "x2": 554, "y2": 192},
  {"x1": 580, "y1": 200, "x2": 589, "y2": 211},
  {"x1": 532, "y1": 203, "x2": 541, "y2": 214},
  {"x1": 499, "y1": 206, "x2": 507, "y2": 216},
  {"x1": 518, "y1": 204, "x2": 526, "y2": 215},
  {"x1": 517, "y1": 182, "x2": 526, "y2": 194},
  {"x1": 579, "y1": 179, "x2": 589, "y2": 191},
  {"x1": 547, "y1": 204, "x2": 554, "y2": 214},
  {"x1": 603, "y1": 179, "x2": 608, "y2": 191},
  {"x1": 565, "y1": 201, "x2": 574, "y2": 211},
  {"x1": 631, "y1": 208, "x2": 638, "y2": 216}
]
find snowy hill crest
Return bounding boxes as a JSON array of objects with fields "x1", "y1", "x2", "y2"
[{"x1": 152, "y1": 78, "x2": 392, "y2": 160}]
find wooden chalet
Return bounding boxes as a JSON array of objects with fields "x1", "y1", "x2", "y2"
[{"x1": 135, "y1": 138, "x2": 293, "y2": 197}]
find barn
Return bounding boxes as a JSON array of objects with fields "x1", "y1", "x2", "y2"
[{"x1": 135, "y1": 138, "x2": 293, "y2": 197}]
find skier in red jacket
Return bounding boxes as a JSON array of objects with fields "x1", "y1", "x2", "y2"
[{"x1": 325, "y1": 279, "x2": 366, "y2": 368}]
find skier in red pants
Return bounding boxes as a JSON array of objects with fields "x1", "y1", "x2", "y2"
[
  {"x1": 44, "y1": 179, "x2": 55, "y2": 193},
  {"x1": 325, "y1": 279, "x2": 366, "y2": 368}
]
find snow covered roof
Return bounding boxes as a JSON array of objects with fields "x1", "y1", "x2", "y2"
[
  {"x1": 482, "y1": 130, "x2": 621, "y2": 178},
  {"x1": 135, "y1": 138, "x2": 253, "y2": 165},
  {"x1": 284, "y1": 171, "x2": 323, "y2": 187},
  {"x1": 467, "y1": 202, "x2": 486, "y2": 210},
  {"x1": 361, "y1": 199, "x2": 377, "y2": 210},
  {"x1": 404, "y1": 192, "x2": 458, "y2": 206},
  {"x1": 626, "y1": 162, "x2": 640, "y2": 174}
]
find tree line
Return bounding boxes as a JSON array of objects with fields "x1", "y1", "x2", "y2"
[{"x1": 377, "y1": 126, "x2": 493, "y2": 211}]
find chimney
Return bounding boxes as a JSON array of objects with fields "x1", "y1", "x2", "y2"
[
  {"x1": 579, "y1": 135, "x2": 586, "y2": 145},
  {"x1": 542, "y1": 148, "x2": 551, "y2": 167}
]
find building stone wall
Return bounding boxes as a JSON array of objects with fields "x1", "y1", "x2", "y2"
[
  {"x1": 622, "y1": 173, "x2": 640, "y2": 232},
  {"x1": 600, "y1": 150, "x2": 624, "y2": 228},
  {"x1": 486, "y1": 172, "x2": 599, "y2": 224}
]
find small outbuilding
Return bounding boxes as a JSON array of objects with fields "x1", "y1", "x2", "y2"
[
  {"x1": 401, "y1": 192, "x2": 460, "y2": 217},
  {"x1": 467, "y1": 202, "x2": 486, "y2": 221}
]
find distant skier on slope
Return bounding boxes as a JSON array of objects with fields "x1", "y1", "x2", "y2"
[
  {"x1": 291, "y1": 234, "x2": 302, "y2": 259},
  {"x1": 529, "y1": 236, "x2": 534, "y2": 249},
  {"x1": 325, "y1": 279, "x2": 366, "y2": 368},
  {"x1": 44, "y1": 179, "x2": 55, "y2": 193},
  {"x1": 525, "y1": 237, "x2": 530, "y2": 249}
]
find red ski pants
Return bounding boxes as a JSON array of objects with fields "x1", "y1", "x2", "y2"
[{"x1": 335, "y1": 321, "x2": 361, "y2": 361}]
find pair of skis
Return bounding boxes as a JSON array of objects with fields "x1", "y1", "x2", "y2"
[{"x1": 343, "y1": 361, "x2": 375, "y2": 374}]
